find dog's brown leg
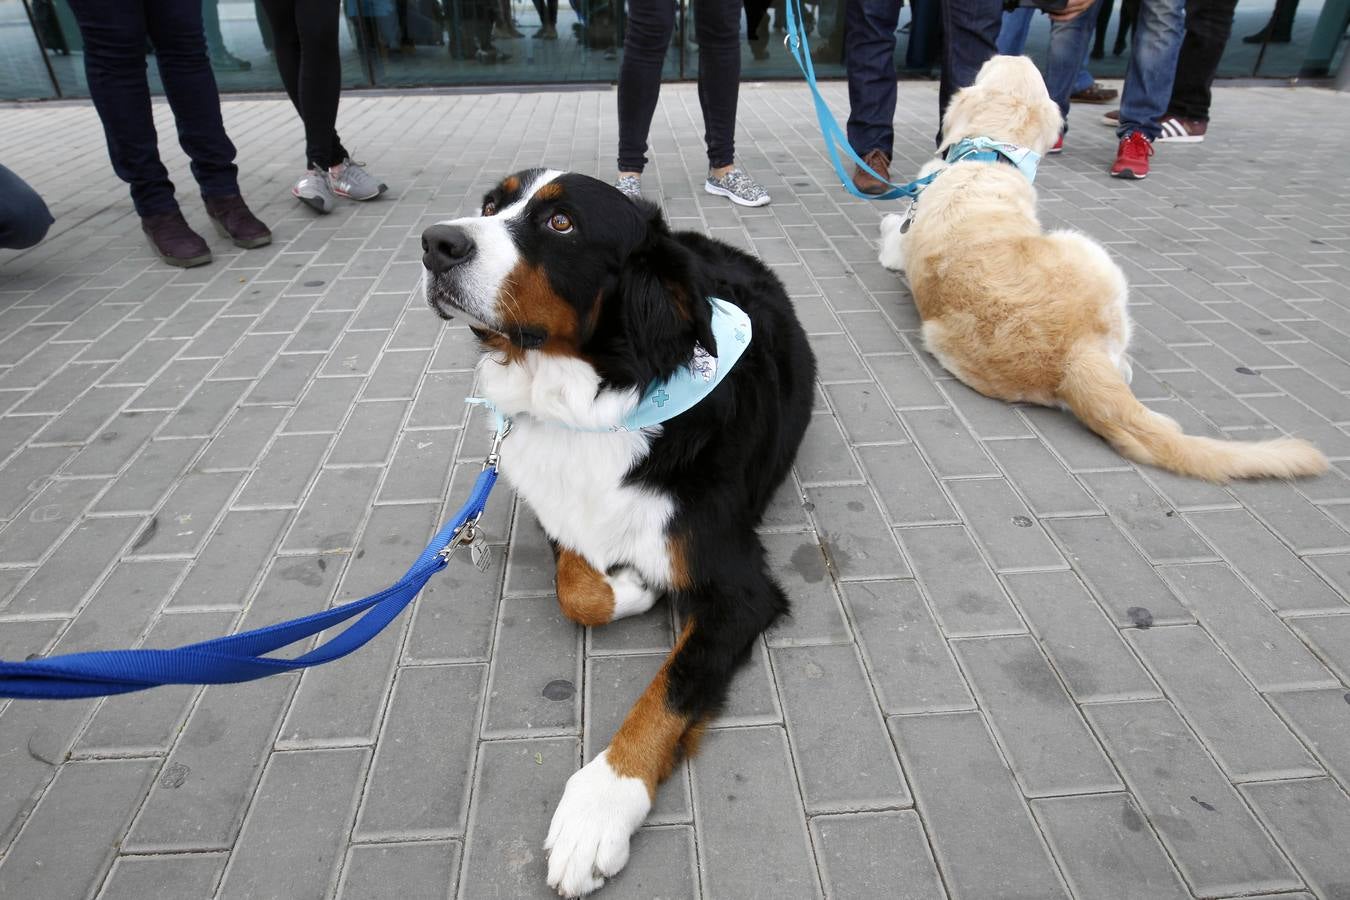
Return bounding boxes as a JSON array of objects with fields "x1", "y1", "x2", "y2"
[{"x1": 554, "y1": 547, "x2": 616, "y2": 626}]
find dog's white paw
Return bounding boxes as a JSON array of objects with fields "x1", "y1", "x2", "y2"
[
  {"x1": 545, "y1": 750, "x2": 652, "y2": 897},
  {"x1": 607, "y1": 567, "x2": 657, "y2": 620},
  {"x1": 878, "y1": 213, "x2": 908, "y2": 272},
  {"x1": 879, "y1": 212, "x2": 904, "y2": 240}
]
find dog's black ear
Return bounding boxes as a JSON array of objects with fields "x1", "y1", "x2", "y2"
[{"x1": 614, "y1": 206, "x2": 717, "y2": 383}]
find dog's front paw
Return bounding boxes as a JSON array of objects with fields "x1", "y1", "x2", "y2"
[
  {"x1": 878, "y1": 213, "x2": 908, "y2": 272},
  {"x1": 545, "y1": 750, "x2": 652, "y2": 897},
  {"x1": 607, "y1": 567, "x2": 657, "y2": 620}
]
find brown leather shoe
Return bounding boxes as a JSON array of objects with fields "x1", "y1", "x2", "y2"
[
  {"x1": 204, "y1": 194, "x2": 272, "y2": 249},
  {"x1": 141, "y1": 209, "x2": 212, "y2": 268},
  {"x1": 852, "y1": 149, "x2": 891, "y2": 196}
]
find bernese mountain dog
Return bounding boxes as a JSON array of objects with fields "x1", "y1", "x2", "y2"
[{"x1": 422, "y1": 168, "x2": 815, "y2": 897}]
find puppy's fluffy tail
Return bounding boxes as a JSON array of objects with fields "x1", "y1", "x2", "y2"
[{"x1": 1056, "y1": 345, "x2": 1327, "y2": 482}]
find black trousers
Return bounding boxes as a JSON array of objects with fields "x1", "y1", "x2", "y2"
[
  {"x1": 258, "y1": 0, "x2": 350, "y2": 169},
  {"x1": 617, "y1": 0, "x2": 741, "y2": 173},
  {"x1": 65, "y1": 0, "x2": 240, "y2": 217},
  {"x1": 1166, "y1": 0, "x2": 1238, "y2": 121}
]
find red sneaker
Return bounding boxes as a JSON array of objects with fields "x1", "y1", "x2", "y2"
[
  {"x1": 1048, "y1": 134, "x2": 1064, "y2": 154},
  {"x1": 1110, "y1": 131, "x2": 1153, "y2": 179}
]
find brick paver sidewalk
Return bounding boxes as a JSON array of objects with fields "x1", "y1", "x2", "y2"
[{"x1": 1, "y1": 82, "x2": 1348, "y2": 899}]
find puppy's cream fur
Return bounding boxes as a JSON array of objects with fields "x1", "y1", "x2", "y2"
[{"x1": 879, "y1": 55, "x2": 1325, "y2": 482}]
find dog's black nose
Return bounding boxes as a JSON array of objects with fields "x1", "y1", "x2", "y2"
[{"x1": 422, "y1": 225, "x2": 475, "y2": 273}]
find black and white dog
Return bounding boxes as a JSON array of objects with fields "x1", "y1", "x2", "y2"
[{"x1": 422, "y1": 169, "x2": 815, "y2": 897}]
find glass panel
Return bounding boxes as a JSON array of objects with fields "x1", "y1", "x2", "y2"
[
  {"x1": 366, "y1": 0, "x2": 627, "y2": 85},
  {"x1": 1, "y1": 0, "x2": 58, "y2": 98}
]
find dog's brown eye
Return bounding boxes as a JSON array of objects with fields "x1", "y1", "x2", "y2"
[
  {"x1": 548, "y1": 213, "x2": 573, "y2": 234},
  {"x1": 482, "y1": 201, "x2": 497, "y2": 216}
]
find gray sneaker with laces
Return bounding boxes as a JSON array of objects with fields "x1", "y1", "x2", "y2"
[
  {"x1": 293, "y1": 168, "x2": 336, "y2": 214},
  {"x1": 615, "y1": 174, "x2": 641, "y2": 199},
  {"x1": 704, "y1": 169, "x2": 770, "y2": 207},
  {"x1": 329, "y1": 158, "x2": 387, "y2": 201}
]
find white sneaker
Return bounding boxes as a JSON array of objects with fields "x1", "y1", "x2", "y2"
[{"x1": 704, "y1": 169, "x2": 770, "y2": 207}]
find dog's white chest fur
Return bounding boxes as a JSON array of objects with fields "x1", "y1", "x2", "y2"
[{"x1": 477, "y1": 354, "x2": 676, "y2": 587}]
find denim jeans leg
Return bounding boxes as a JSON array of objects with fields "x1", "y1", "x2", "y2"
[
  {"x1": 997, "y1": 6, "x2": 1034, "y2": 55},
  {"x1": 845, "y1": 0, "x2": 903, "y2": 156},
  {"x1": 938, "y1": 0, "x2": 1003, "y2": 137},
  {"x1": 0, "y1": 164, "x2": 54, "y2": 250},
  {"x1": 1073, "y1": 40, "x2": 1095, "y2": 93},
  {"x1": 1044, "y1": 3, "x2": 1098, "y2": 123},
  {"x1": 1118, "y1": 0, "x2": 1186, "y2": 140}
]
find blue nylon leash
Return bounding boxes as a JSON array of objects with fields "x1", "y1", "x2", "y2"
[
  {"x1": 0, "y1": 426, "x2": 506, "y2": 700},
  {"x1": 783, "y1": 0, "x2": 938, "y2": 201}
]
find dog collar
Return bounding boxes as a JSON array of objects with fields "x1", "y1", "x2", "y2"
[
  {"x1": 945, "y1": 137, "x2": 1041, "y2": 183},
  {"x1": 468, "y1": 296, "x2": 752, "y2": 434}
]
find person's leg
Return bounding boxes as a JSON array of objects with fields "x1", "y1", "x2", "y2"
[
  {"x1": 1167, "y1": 0, "x2": 1237, "y2": 120},
  {"x1": 1073, "y1": 40, "x2": 1095, "y2": 93},
  {"x1": 616, "y1": 0, "x2": 676, "y2": 174},
  {"x1": 1117, "y1": 0, "x2": 1184, "y2": 140},
  {"x1": 1092, "y1": 0, "x2": 1113, "y2": 56},
  {"x1": 938, "y1": 0, "x2": 1002, "y2": 136},
  {"x1": 692, "y1": 0, "x2": 742, "y2": 170},
  {"x1": 996, "y1": 5, "x2": 1034, "y2": 55},
  {"x1": 0, "y1": 164, "x2": 54, "y2": 250},
  {"x1": 846, "y1": 0, "x2": 904, "y2": 157},
  {"x1": 65, "y1": 0, "x2": 179, "y2": 216},
  {"x1": 144, "y1": 0, "x2": 241, "y2": 200},
  {"x1": 1044, "y1": 0, "x2": 1100, "y2": 121}
]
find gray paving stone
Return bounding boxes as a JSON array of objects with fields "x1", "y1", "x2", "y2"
[
  {"x1": 1045, "y1": 516, "x2": 1194, "y2": 627},
  {"x1": 952, "y1": 635, "x2": 1120, "y2": 796},
  {"x1": 1127, "y1": 626, "x2": 1320, "y2": 780},
  {"x1": 216, "y1": 747, "x2": 368, "y2": 900},
  {"x1": 795, "y1": 414, "x2": 865, "y2": 486},
  {"x1": 404, "y1": 546, "x2": 504, "y2": 665},
  {"x1": 128, "y1": 471, "x2": 244, "y2": 558},
  {"x1": 691, "y1": 725, "x2": 822, "y2": 900},
  {"x1": 1186, "y1": 508, "x2": 1346, "y2": 614},
  {"x1": 1020, "y1": 405, "x2": 1129, "y2": 471},
  {"x1": 408, "y1": 371, "x2": 474, "y2": 429},
  {"x1": 158, "y1": 379, "x2": 249, "y2": 438},
  {"x1": 0, "y1": 445, "x2": 77, "y2": 520},
  {"x1": 65, "y1": 410, "x2": 168, "y2": 477},
  {"x1": 323, "y1": 330, "x2": 390, "y2": 378},
  {"x1": 2, "y1": 515, "x2": 143, "y2": 614},
  {"x1": 763, "y1": 530, "x2": 850, "y2": 647},
  {"x1": 339, "y1": 841, "x2": 460, "y2": 900},
  {"x1": 588, "y1": 599, "x2": 676, "y2": 656},
  {"x1": 867, "y1": 353, "x2": 944, "y2": 409},
  {"x1": 0, "y1": 758, "x2": 158, "y2": 900},
  {"x1": 940, "y1": 379, "x2": 1034, "y2": 440},
  {"x1": 1003, "y1": 571, "x2": 1160, "y2": 703},
  {"x1": 889, "y1": 712, "x2": 1069, "y2": 900},
  {"x1": 94, "y1": 437, "x2": 203, "y2": 513},
  {"x1": 0, "y1": 476, "x2": 108, "y2": 564},
  {"x1": 196, "y1": 405, "x2": 288, "y2": 471},
  {"x1": 1240, "y1": 778, "x2": 1350, "y2": 900},
  {"x1": 127, "y1": 357, "x2": 215, "y2": 411},
  {"x1": 1031, "y1": 793, "x2": 1189, "y2": 900},
  {"x1": 897, "y1": 524, "x2": 1025, "y2": 636},
  {"x1": 285, "y1": 376, "x2": 365, "y2": 433},
  {"x1": 583, "y1": 653, "x2": 689, "y2": 824},
  {"x1": 363, "y1": 348, "x2": 431, "y2": 400},
  {"x1": 124, "y1": 676, "x2": 298, "y2": 852},
  {"x1": 234, "y1": 432, "x2": 332, "y2": 507},
  {"x1": 245, "y1": 352, "x2": 324, "y2": 405},
  {"x1": 181, "y1": 314, "x2": 253, "y2": 359},
  {"x1": 1227, "y1": 478, "x2": 1350, "y2": 553},
  {"x1": 379, "y1": 427, "x2": 460, "y2": 503},
  {"x1": 810, "y1": 810, "x2": 944, "y2": 900},
  {"x1": 1287, "y1": 616, "x2": 1350, "y2": 685},
  {"x1": 945, "y1": 478, "x2": 1066, "y2": 572},
  {"x1": 16, "y1": 361, "x2": 111, "y2": 413},
  {"x1": 857, "y1": 442, "x2": 958, "y2": 527},
  {"x1": 458, "y1": 737, "x2": 576, "y2": 900},
  {"x1": 772, "y1": 643, "x2": 908, "y2": 812},
  {"x1": 840, "y1": 580, "x2": 974, "y2": 714},
  {"x1": 281, "y1": 466, "x2": 381, "y2": 553},
  {"x1": 1157, "y1": 563, "x2": 1338, "y2": 691},
  {"x1": 33, "y1": 385, "x2": 136, "y2": 445},
  {"x1": 987, "y1": 437, "x2": 1100, "y2": 518},
  {"x1": 1084, "y1": 700, "x2": 1302, "y2": 897},
  {"x1": 355, "y1": 664, "x2": 485, "y2": 840},
  {"x1": 901, "y1": 408, "x2": 999, "y2": 478},
  {"x1": 1268, "y1": 689, "x2": 1350, "y2": 790},
  {"x1": 812, "y1": 333, "x2": 869, "y2": 383},
  {"x1": 503, "y1": 506, "x2": 556, "y2": 597},
  {"x1": 97, "y1": 853, "x2": 227, "y2": 900},
  {"x1": 822, "y1": 382, "x2": 907, "y2": 445},
  {"x1": 805, "y1": 484, "x2": 909, "y2": 580},
  {"x1": 328, "y1": 399, "x2": 408, "y2": 465},
  {"x1": 1079, "y1": 470, "x2": 1218, "y2": 563},
  {"x1": 482, "y1": 595, "x2": 581, "y2": 738},
  {"x1": 0, "y1": 696, "x2": 99, "y2": 849}
]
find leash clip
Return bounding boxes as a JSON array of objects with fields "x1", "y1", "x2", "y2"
[
  {"x1": 439, "y1": 515, "x2": 491, "y2": 572},
  {"x1": 484, "y1": 418, "x2": 511, "y2": 471}
]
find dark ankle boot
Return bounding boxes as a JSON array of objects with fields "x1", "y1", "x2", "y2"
[
  {"x1": 141, "y1": 209, "x2": 212, "y2": 268},
  {"x1": 204, "y1": 194, "x2": 272, "y2": 249}
]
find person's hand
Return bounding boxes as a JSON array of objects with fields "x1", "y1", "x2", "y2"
[{"x1": 1049, "y1": 0, "x2": 1095, "y2": 21}]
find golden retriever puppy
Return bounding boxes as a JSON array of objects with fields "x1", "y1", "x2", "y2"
[{"x1": 878, "y1": 55, "x2": 1326, "y2": 482}]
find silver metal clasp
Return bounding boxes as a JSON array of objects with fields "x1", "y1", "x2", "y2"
[{"x1": 484, "y1": 419, "x2": 511, "y2": 471}]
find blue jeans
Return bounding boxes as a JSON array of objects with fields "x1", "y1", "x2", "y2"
[
  {"x1": 844, "y1": 0, "x2": 903, "y2": 156},
  {"x1": 939, "y1": 0, "x2": 1004, "y2": 132},
  {"x1": 0, "y1": 164, "x2": 53, "y2": 250},
  {"x1": 997, "y1": 5, "x2": 1095, "y2": 101},
  {"x1": 1047, "y1": 0, "x2": 1184, "y2": 140}
]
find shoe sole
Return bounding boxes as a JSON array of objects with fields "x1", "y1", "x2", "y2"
[
  {"x1": 293, "y1": 187, "x2": 334, "y2": 214},
  {"x1": 146, "y1": 235, "x2": 211, "y2": 268},
  {"x1": 210, "y1": 218, "x2": 272, "y2": 249},
  {"x1": 333, "y1": 184, "x2": 388, "y2": 201},
  {"x1": 704, "y1": 182, "x2": 771, "y2": 207},
  {"x1": 1110, "y1": 167, "x2": 1147, "y2": 179},
  {"x1": 1157, "y1": 134, "x2": 1204, "y2": 143},
  {"x1": 1047, "y1": 147, "x2": 1063, "y2": 155}
]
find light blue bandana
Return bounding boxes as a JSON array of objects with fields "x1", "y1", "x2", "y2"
[
  {"x1": 945, "y1": 136, "x2": 1041, "y2": 183},
  {"x1": 468, "y1": 296, "x2": 752, "y2": 434}
]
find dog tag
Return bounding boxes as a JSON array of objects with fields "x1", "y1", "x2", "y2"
[{"x1": 469, "y1": 534, "x2": 492, "y2": 573}]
